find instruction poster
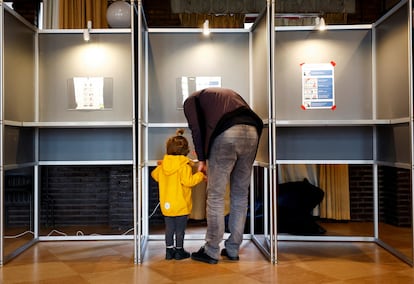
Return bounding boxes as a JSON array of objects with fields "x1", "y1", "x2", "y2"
[
  {"x1": 177, "y1": 76, "x2": 221, "y2": 109},
  {"x1": 73, "y1": 77, "x2": 104, "y2": 110},
  {"x1": 301, "y1": 62, "x2": 335, "y2": 110}
]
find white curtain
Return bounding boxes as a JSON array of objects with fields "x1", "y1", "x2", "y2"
[
  {"x1": 42, "y1": 0, "x2": 60, "y2": 29},
  {"x1": 278, "y1": 164, "x2": 318, "y2": 185}
]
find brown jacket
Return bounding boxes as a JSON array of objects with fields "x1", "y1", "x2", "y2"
[{"x1": 183, "y1": 87, "x2": 263, "y2": 161}]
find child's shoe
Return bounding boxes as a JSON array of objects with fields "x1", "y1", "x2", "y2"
[
  {"x1": 166, "y1": 248, "x2": 176, "y2": 260},
  {"x1": 174, "y1": 248, "x2": 190, "y2": 260}
]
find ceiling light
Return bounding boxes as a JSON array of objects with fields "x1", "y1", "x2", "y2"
[
  {"x1": 315, "y1": 17, "x2": 326, "y2": 31},
  {"x1": 203, "y1": 19, "x2": 210, "y2": 36},
  {"x1": 83, "y1": 20, "x2": 92, "y2": 42}
]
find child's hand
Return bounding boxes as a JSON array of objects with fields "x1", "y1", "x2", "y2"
[{"x1": 157, "y1": 160, "x2": 162, "y2": 165}]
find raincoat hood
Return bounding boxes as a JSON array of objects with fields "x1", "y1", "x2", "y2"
[{"x1": 160, "y1": 155, "x2": 193, "y2": 176}]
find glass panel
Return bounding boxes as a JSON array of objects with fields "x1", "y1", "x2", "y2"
[
  {"x1": 39, "y1": 165, "x2": 134, "y2": 237},
  {"x1": 277, "y1": 164, "x2": 374, "y2": 237},
  {"x1": 4, "y1": 168, "x2": 34, "y2": 257},
  {"x1": 252, "y1": 166, "x2": 266, "y2": 235},
  {"x1": 378, "y1": 166, "x2": 413, "y2": 260},
  {"x1": 251, "y1": 165, "x2": 273, "y2": 259},
  {"x1": 39, "y1": 33, "x2": 132, "y2": 122}
]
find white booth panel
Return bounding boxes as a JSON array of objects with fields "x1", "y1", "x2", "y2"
[
  {"x1": 376, "y1": 5, "x2": 409, "y2": 120},
  {"x1": 147, "y1": 32, "x2": 250, "y2": 123},
  {"x1": 275, "y1": 29, "x2": 372, "y2": 120},
  {"x1": 4, "y1": 9, "x2": 36, "y2": 122},
  {"x1": 38, "y1": 33, "x2": 133, "y2": 122}
]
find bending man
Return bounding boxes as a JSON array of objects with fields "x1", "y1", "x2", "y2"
[{"x1": 183, "y1": 87, "x2": 263, "y2": 264}]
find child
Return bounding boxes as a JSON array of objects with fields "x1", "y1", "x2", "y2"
[{"x1": 151, "y1": 129, "x2": 206, "y2": 260}]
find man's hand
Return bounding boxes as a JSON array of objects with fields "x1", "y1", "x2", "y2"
[{"x1": 198, "y1": 161, "x2": 207, "y2": 175}]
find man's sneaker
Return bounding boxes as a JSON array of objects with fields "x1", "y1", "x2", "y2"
[
  {"x1": 165, "y1": 248, "x2": 175, "y2": 260},
  {"x1": 220, "y1": 248, "x2": 240, "y2": 261},
  {"x1": 191, "y1": 247, "x2": 218, "y2": 264},
  {"x1": 174, "y1": 248, "x2": 190, "y2": 260}
]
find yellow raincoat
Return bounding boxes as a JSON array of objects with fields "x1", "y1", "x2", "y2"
[{"x1": 151, "y1": 155, "x2": 205, "y2": 217}]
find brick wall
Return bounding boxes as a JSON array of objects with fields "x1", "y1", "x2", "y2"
[
  {"x1": 40, "y1": 166, "x2": 133, "y2": 231},
  {"x1": 346, "y1": 165, "x2": 411, "y2": 226},
  {"x1": 378, "y1": 166, "x2": 411, "y2": 227},
  {"x1": 5, "y1": 164, "x2": 411, "y2": 231},
  {"x1": 4, "y1": 174, "x2": 33, "y2": 227},
  {"x1": 349, "y1": 165, "x2": 374, "y2": 221},
  {"x1": 108, "y1": 167, "x2": 134, "y2": 230}
]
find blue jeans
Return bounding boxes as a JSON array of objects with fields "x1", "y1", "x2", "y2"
[{"x1": 204, "y1": 124, "x2": 259, "y2": 259}]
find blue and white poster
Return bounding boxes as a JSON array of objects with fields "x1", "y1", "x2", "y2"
[{"x1": 301, "y1": 62, "x2": 336, "y2": 110}]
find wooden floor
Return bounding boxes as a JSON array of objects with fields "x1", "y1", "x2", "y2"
[{"x1": 1, "y1": 238, "x2": 414, "y2": 283}]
